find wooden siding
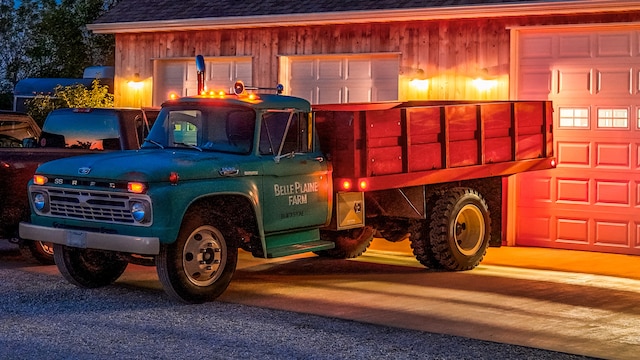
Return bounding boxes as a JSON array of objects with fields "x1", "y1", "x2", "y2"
[{"x1": 113, "y1": 12, "x2": 640, "y2": 107}]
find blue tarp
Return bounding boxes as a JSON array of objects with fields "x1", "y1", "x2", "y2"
[{"x1": 13, "y1": 78, "x2": 105, "y2": 95}]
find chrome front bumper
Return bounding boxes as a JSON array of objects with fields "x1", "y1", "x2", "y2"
[{"x1": 19, "y1": 222, "x2": 160, "y2": 255}]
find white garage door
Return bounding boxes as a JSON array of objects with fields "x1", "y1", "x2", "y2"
[
  {"x1": 153, "y1": 57, "x2": 252, "y2": 106},
  {"x1": 282, "y1": 54, "x2": 399, "y2": 104},
  {"x1": 513, "y1": 26, "x2": 640, "y2": 255}
]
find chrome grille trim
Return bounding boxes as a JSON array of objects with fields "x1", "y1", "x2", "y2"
[{"x1": 36, "y1": 186, "x2": 152, "y2": 226}]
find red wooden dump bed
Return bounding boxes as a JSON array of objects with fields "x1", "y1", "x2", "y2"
[{"x1": 314, "y1": 101, "x2": 554, "y2": 191}]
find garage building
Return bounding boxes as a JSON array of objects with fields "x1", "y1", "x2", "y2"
[{"x1": 89, "y1": 0, "x2": 640, "y2": 255}]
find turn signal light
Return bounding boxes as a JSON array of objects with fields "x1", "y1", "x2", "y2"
[
  {"x1": 127, "y1": 182, "x2": 146, "y2": 194},
  {"x1": 33, "y1": 175, "x2": 48, "y2": 185}
]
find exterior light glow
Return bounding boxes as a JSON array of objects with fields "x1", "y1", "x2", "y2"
[
  {"x1": 359, "y1": 180, "x2": 368, "y2": 191},
  {"x1": 127, "y1": 182, "x2": 146, "y2": 194},
  {"x1": 33, "y1": 175, "x2": 48, "y2": 185},
  {"x1": 341, "y1": 180, "x2": 352, "y2": 191},
  {"x1": 169, "y1": 93, "x2": 178, "y2": 100},
  {"x1": 472, "y1": 78, "x2": 498, "y2": 91}
]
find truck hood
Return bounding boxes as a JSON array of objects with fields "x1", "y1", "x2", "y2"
[{"x1": 35, "y1": 149, "x2": 258, "y2": 183}]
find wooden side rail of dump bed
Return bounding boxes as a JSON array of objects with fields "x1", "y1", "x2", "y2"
[{"x1": 314, "y1": 101, "x2": 554, "y2": 192}]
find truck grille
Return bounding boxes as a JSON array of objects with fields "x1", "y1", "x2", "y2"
[{"x1": 42, "y1": 187, "x2": 152, "y2": 226}]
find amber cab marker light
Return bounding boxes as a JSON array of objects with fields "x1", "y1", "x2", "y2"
[
  {"x1": 359, "y1": 180, "x2": 368, "y2": 191},
  {"x1": 341, "y1": 180, "x2": 352, "y2": 191},
  {"x1": 128, "y1": 182, "x2": 146, "y2": 194},
  {"x1": 33, "y1": 175, "x2": 48, "y2": 185}
]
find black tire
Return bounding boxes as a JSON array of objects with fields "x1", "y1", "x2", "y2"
[
  {"x1": 53, "y1": 243, "x2": 128, "y2": 288},
  {"x1": 408, "y1": 220, "x2": 442, "y2": 270},
  {"x1": 429, "y1": 187, "x2": 491, "y2": 271},
  {"x1": 156, "y1": 209, "x2": 238, "y2": 304},
  {"x1": 317, "y1": 226, "x2": 375, "y2": 259},
  {"x1": 20, "y1": 240, "x2": 55, "y2": 265}
]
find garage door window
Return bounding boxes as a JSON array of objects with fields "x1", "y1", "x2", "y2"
[
  {"x1": 597, "y1": 108, "x2": 628, "y2": 128},
  {"x1": 559, "y1": 107, "x2": 589, "y2": 128}
]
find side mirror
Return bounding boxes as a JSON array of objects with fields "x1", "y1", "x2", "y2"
[{"x1": 22, "y1": 138, "x2": 37, "y2": 148}]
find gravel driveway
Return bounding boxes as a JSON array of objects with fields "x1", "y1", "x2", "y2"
[{"x1": 0, "y1": 241, "x2": 594, "y2": 360}]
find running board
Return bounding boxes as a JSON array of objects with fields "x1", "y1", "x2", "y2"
[{"x1": 266, "y1": 240, "x2": 335, "y2": 258}]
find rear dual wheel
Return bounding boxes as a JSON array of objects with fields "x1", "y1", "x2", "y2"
[{"x1": 411, "y1": 187, "x2": 491, "y2": 271}]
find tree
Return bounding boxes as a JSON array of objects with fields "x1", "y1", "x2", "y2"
[
  {"x1": 26, "y1": 79, "x2": 114, "y2": 126},
  {"x1": 0, "y1": 0, "x2": 119, "y2": 109},
  {"x1": 27, "y1": 0, "x2": 118, "y2": 78}
]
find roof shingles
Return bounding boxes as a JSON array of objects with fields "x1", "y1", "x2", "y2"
[{"x1": 94, "y1": 0, "x2": 551, "y2": 24}]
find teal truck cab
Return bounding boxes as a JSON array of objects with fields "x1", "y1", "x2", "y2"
[{"x1": 20, "y1": 65, "x2": 555, "y2": 303}]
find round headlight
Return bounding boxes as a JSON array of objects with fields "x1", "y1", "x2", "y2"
[
  {"x1": 130, "y1": 201, "x2": 148, "y2": 222},
  {"x1": 33, "y1": 193, "x2": 47, "y2": 211}
]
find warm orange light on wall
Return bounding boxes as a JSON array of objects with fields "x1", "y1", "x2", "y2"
[
  {"x1": 472, "y1": 77, "x2": 498, "y2": 91},
  {"x1": 128, "y1": 73, "x2": 144, "y2": 90}
]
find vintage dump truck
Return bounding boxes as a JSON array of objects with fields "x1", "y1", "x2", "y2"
[
  {"x1": 20, "y1": 69, "x2": 554, "y2": 303},
  {"x1": 2, "y1": 107, "x2": 158, "y2": 264}
]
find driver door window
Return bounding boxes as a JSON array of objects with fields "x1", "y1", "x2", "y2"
[{"x1": 259, "y1": 111, "x2": 309, "y2": 156}]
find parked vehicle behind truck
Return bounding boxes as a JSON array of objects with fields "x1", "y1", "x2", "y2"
[
  {"x1": 19, "y1": 60, "x2": 554, "y2": 302},
  {"x1": 1, "y1": 107, "x2": 158, "y2": 264}
]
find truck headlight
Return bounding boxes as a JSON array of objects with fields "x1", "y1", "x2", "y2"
[
  {"x1": 130, "y1": 201, "x2": 150, "y2": 223},
  {"x1": 32, "y1": 192, "x2": 49, "y2": 212}
]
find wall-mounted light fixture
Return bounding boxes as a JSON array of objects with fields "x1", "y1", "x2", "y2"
[
  {"x1": 128, "y1": 73, "x2": 144, "y2": 90},
  {"x1": 409, "y1": 68, "x2": 429, "y2": 91},
  {"x1": 472, "y1": 68, "x2": 498, "y2": 91}
]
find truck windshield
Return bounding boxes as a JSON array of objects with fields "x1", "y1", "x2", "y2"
[{"x1": 144, "y1": 105, "x2": 256, "y2": 155}]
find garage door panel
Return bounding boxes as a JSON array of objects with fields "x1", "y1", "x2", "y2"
[
  {"x1": 317, "y1": 86, "x2": 343, "y2": 104},
  {"x1": 520, "y1": 36, "x2": 553, "y2": 59},
  {"x1": 595, "y1": 180, "x2": 630, "y2": 206},
  {"x1": 557, "y1": 178, "x2": 590, "y2": 203},
  {"x1": 516, "y1": 213, "x2": 551, "y2": 240},
  {"x1": 345, "y1": 86, "x2": 371, "y2": 103},
  {"x1": 557, "y1": 69, "x2": 591, "y2": 96},
  {"x1": 557, "y1": 217, "x2": 589, "y2": 244},
  {"x1": 291, "y1": 60, "x2": 316, "y2": 80},
  {"x1": 318, "y1": 60, "x2": 343, "y2": 80},
  {"x1": 557, "y1": 141, "x2": 590, "y2": 166},
  {"x1": 519, "y1": 69, "x2": 552, "y2": 98},
  {"x1": 346, "y1": 60, "x2": 371, "y2": 80},
  {"x1": 596, "y1": 33, "x2": 633, "y2": 57},
  {"x1": 595, "y1": 143, "x2": 630, "y2": 168},
  {"x1": 596, "y1": 68, "x2": 633, "y2": 96},
  {"x1": 519, "y1": 174, "x2": 553, "y2": 203},
  {"x1": 558, "y1": 35, "x2": 591, "y2": 58},
  {"x1": 595, "y1": 220, "x2": 630, "y2": 247}
]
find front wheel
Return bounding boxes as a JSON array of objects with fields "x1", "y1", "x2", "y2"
[
  {"x1": 53, "y1": 244, "x2": 128, "y2": 288},
  {"x1": 156, "y1": 210, "x2": 238, "y2": 304},
  {"x1": 20, "y1": 240, "x2": 55, "y2": 265},
  {"x1": 429, "y1": 187, "x2": 491, "y2": 271}
]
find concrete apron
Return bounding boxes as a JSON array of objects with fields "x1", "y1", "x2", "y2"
[{"x1": 215, "y1": 240, "x2": 640, "y2": 360}]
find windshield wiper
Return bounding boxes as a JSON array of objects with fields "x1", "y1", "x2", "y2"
[
  {"x1": 173, "y1": 142, "x2": 202, "y2": 152},
  {"x1": 144, "y1": 138, "x2": 165, "y2": 149}
]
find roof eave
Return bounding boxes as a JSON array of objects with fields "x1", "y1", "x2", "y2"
[{"x1": 88, "y1": 1, "x2": 640, "y2": 34}]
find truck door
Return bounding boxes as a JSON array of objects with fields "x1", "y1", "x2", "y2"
[{"x1": 260, "y1": 110, "x2": 330, "y2": 233}]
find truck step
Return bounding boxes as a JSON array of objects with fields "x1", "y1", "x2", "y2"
[{"x1": 266, "y1": 240, "x2": 335, "y2": 258}]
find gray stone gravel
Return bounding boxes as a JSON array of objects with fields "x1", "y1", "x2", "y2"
[{"x1": 0, "y1": 242, "x2": 596, "y2": 360}]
